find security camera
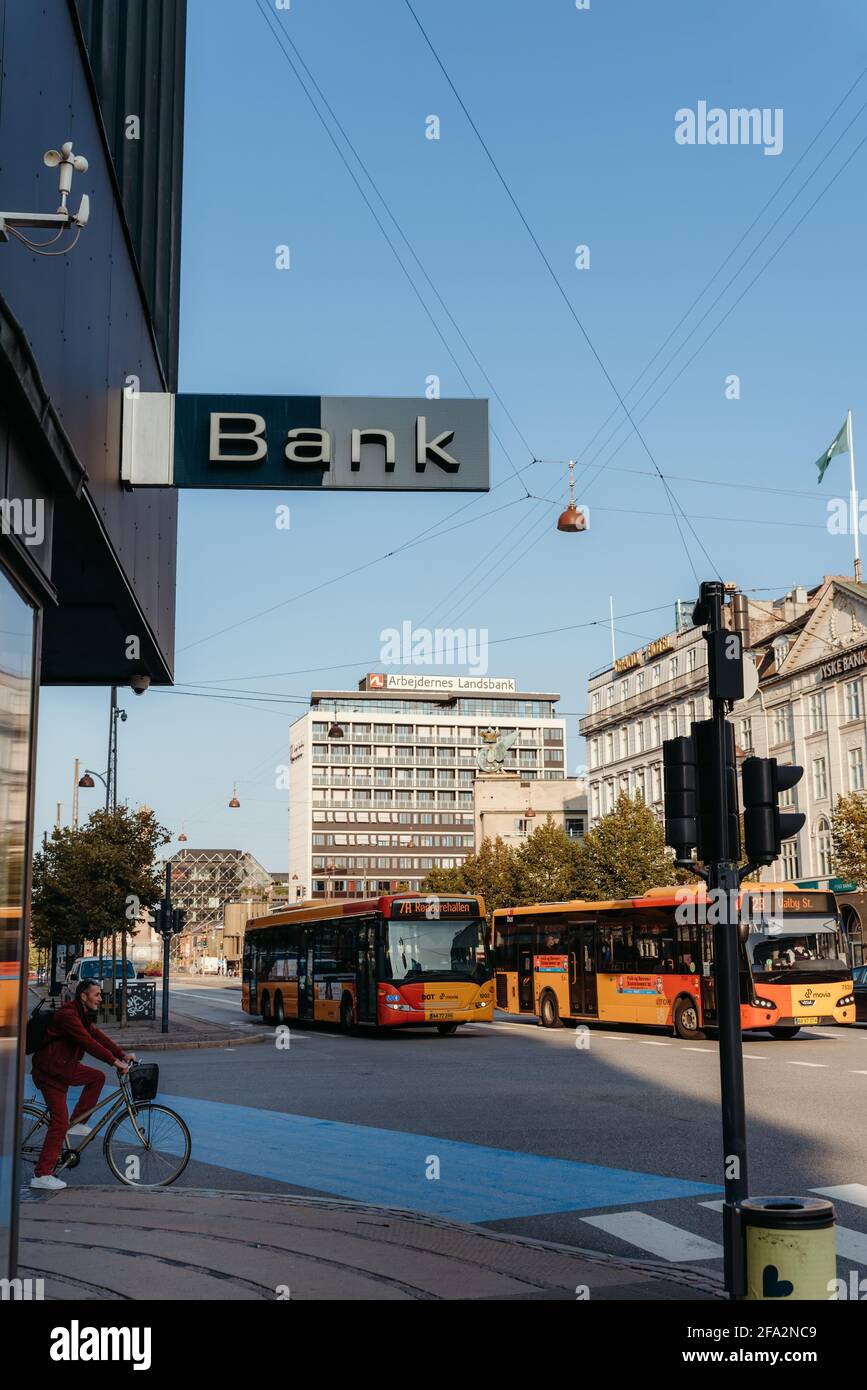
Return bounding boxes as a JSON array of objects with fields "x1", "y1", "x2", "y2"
[{"x1": 130, "y1": 675, "x2": 151, "y2": 696}]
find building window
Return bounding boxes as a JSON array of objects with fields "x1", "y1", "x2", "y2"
[
  {"x1": 668, "y1": 708, "x2": 678, "y2": 739},
  {"x1": 815, "y1": 817, "x2": 832, "y2": 878},
  {"x1": 669, "y1": 656, "x2": 678, "y2": 681},
  {"x1": 589, "y1": 738, "x2": 599, "y2": 770},
  {"x1": 739, "y1": 718, "x2": 753, "y2": 753},
  {"x1": 780, "y1": 840, "x2": 800, "y2": 879},
  {"x1": 605, "y1": 731, "x2": 614, "y2": 763},
  {"x1": 651, "y1": 764, "x2": 662, "y2": 803},
  {"x1": 848, "y1": 746, "x2": 865, "y2": 791},
  {"x1": 773, "y1": 705, "x2": 793, "y2": 745},
  {"x1": 619, "y1": 679, "x2": 629, "y2": 702},
  {"x1": 636, "y1": 670, "x2": 646, "y2": 693},
  {"x1": 606, "y1": 686, "x2": 615, "y2": 707},
  {"x1": 635, "y1": 721, "x2": 645, "y2": 753},
  {"x1": 812, "y1": 756, "x2": 828, "y2": 801},
  {"x1": 652, "y1": 664, "x2": 662, "y2": 686},
  {"x1": 808, "y1": 691, "x2": 826, "y2": 733},
  {"x1": 591, "y1": 784, "x2": 601, "y2": 819},
  {"x1": 565, "y1": 818, "x2": 584, "y2": 839},
  {"x1": 844, "y1": 679, "x2": 862, "y2": 722},
  {"x1": 687, "y1": 647, "x2": 697, "y2": 673},
  {"x1": 619, "y1": 727, "x2": 629, "y2": 759},
  {"x1": 634, "y1": 768, "x2": 646, "y2": 802},
  {"x1": 592, "y1": 691, "x2": 600, "y2": 713}
]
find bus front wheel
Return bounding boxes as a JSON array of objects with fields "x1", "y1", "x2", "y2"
[
  {"x1": 770, "y1": 1026, "x2": 800, "y2": 1039},
  {"x1": 435, "y1": 1023, "x2": 458, "y2": 1036},
  {"x1": 340, "y1": 996, "x2": 355, "y2": 1033},
  {"x1": 260, "y1": 991, "x2": 272, "y2": 1025},
  {"x1": 539, "y1": 991, "x2": 562, "y2": 1029},
  {"x1": 673, "y1": 996, "x2": 704, "y2": 1040}
]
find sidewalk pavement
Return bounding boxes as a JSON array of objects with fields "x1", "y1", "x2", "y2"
[{"x1": 17, "y1": 1186, "x2": 724, "y2": 1301}]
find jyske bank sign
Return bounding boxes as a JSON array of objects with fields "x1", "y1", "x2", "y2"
[{"x1": 121, "y1": 393, "x2": 489, "y2": 492}]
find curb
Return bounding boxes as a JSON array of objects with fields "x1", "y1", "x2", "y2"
[{"x1": 113, "y1": 1031, "x2": 266, "y2": 1052}]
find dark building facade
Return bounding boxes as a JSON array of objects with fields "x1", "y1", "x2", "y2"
[{"x1": 0, "y1": 0, "x2": 185, "y2": 1279}]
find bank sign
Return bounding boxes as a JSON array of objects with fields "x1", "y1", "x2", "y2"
[{"x1": 121, "y1": 393, "x2": 489, "y2": 491}]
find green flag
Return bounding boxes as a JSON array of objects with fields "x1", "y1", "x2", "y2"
[{"x1": 815, "y1": 419, "x2": 849, "y2": 484}]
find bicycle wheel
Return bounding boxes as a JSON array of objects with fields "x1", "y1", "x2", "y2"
[
  {"x1": 19, "y1": 1103, "x2": 49, "y2": 1169},
  {"x1": 104, "y1": 1102, "x2": 191, "y2": 1188}
]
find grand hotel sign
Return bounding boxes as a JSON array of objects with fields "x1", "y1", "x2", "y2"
[{"x1": 613, "y1": 634, "x2": 676, "y2": 674}]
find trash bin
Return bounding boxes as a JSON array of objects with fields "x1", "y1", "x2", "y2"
[{"x1": 740, "y1": 1196, "x2": 836, "y2": 1301}]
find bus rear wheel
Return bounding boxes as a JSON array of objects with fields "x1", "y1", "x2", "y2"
[
  {"x1": 770, "y1": 1026, "x2": 801, "y2": 1039},
  {"x1": 539, "y1": 991, "x2": 562, "y2": 1028},
  {"x1": 260, "y1": 991, "x2": 272, "y2": 1025},
  {"x1": 272, "y1": 993, "x2": 284, "y2": 1025},
  {"x1": 435, "y1": 1023, "x2": 458, "y2": 1036},
  {"x1": 673, "y1": 996, "x2": 704, "y2": 1040}
]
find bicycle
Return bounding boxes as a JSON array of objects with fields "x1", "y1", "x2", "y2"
[{"x1": 20, "y1": 1063, "x2": 191, "y2": 1188}]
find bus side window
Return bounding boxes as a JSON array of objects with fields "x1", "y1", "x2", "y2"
[{"x1": 676, "y1": 923, "x2": 700, "y2": 974}]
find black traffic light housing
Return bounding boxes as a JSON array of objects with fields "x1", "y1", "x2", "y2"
[
  {"x1": 741, "y1": 756, "x2": 805, "y2": 866},
  {"x1": 663, "y1": 735, "x2": 699, "y2": 860},
  {"x1": 694, "y1": 718, "x2": 740, "y2": 864},
  {"x1": 171, "y1": 907, "x2": 187, "y2": 935}
]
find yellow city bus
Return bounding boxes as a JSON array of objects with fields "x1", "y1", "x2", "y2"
[
  {"x1": 242, "y1": 893, "x2": 493, "y2": 1034},
  {"x1": 492, "y1": 884, "x2": 855, "y2": 1039}
]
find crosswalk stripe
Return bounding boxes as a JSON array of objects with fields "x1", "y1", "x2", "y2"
[
  {"x1": 580, "y1": 1211, "x2": 724, "y2": 1262},
  {"x1": 811, "y1": 1184, "x2": 867, "y2": 1210},
  {"x1": 699, "y1": 1200, "x2": 724, "y2": 1212}
]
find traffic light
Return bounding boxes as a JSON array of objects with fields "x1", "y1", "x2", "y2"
[
  {"x1": 663, "y1": 722, "x2": 741, "y2": 865},
  {"x1": 171, "y1": 907, "x2": 187, "y2": 935},
  {"x1": 694, "y1": 719, "x2": 741, "y2": 864},
  {"x1": 663, "y1": 735, "x2": 699, "y2": 860},
  {"x1": 741, "y1": 757, "x2": 805, "y2": 866},
  {"x1": 152, "y1": 900, "x2": 169, "y2": 935}
]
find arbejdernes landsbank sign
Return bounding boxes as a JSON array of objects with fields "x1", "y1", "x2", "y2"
[{"x1": 121, "y1": 393, "x2": 490, "y2": 492}]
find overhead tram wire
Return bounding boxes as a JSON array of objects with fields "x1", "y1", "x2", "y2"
[
  {"x1": 561, "y1": 64, "x2": 867, "y2": 476},
  {"x1": 256, "y1": 0, "x2": 537, "y2": 470},
  {"x1": 401, "y1": 0, "x2": 717, "y2": 586},
  {"x1": 571, "y1": 124, "x2": 867, "y2": 498},
  {"x1": 253, "y1": 0, "x2": 531, "y2": 492}
]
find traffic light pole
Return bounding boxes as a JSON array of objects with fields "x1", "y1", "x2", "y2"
[
  {"x1": 703, "y1": 582, "x2": 748, "y2": 1299},
  {"x1": 161, "y1": 861, "x2": 172, "y2": 1035}
]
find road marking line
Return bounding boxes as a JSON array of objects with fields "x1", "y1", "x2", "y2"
[
  {"x1": 850, "y1": 1070, "x2": 867, "y2": 1076},
  {"x1": 786, "y1": 1060, "x2": 827, "y2": 1068},
  {"x1": 812, "y1": 1184, "x2": 867, "y2": 1210},
  {"x1": 743, "y1": 1053, "x2": 769, "y2": 1060},
  {"x1": 681, "y1": 1046, "x2": 712, "y2": 1052},
  {"x1": 581, "y1": 1211, "x2": 724, "y2": 1262},
  {"x1": 641, "y1": 1040, "x2": 672, "y2": 1047},
  {"x1": 699, "y1": 1200, "x2": 724, "y2": 1212}
]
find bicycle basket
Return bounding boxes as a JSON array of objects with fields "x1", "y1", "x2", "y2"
[{"x1": 129, "y1": 1062, "x2": 159, "y2": 1101}]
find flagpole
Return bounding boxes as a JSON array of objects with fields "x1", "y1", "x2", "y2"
[
  {"x1": 849, "y1": 409, "x2": 862, "y2": 583},
  {"x1": 609, "y1": 596, "x2": 617, "y2": 666}
]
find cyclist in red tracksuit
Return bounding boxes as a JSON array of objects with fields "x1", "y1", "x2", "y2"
[{"x1": 30, "y1": 979, "x2": 136, "y2": 1190}]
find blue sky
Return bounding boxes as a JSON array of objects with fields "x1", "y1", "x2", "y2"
[{"x1": 35, "y1": 0, "x2": 867, "y2": 869}]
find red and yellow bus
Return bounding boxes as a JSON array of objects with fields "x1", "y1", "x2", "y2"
[
  {"x1": 242, "y1": 893, "x2": 493, "y2": 1034},
  {"x1": 492, "y1": 884, "x2": 855, "y2": 1039}
]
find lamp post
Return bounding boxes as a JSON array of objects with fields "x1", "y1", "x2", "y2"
[{"x1": 78, "y1": 686, "x2": 128, "y2": 1017}]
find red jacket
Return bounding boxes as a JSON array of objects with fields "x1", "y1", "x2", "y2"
[{"x1": 31, "y1": 999, "x2": 125, "y2": 1084}]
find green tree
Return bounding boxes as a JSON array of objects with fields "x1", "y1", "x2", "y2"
[
  {"x1": 422, "y1": 835, "x2": 521, "y2": 922},
  {"x1": 514, "y1": 815, "x2": 582, "y2": 904},
  {"x1": 32, "y1": 805, "x2": 170, "y2": 951},
  {"x1": 830, "y1": 792, "x2": 867, "y2": 887},
  {"x1": 574, "y1": 791, "x2": 679, "y2": 900}
]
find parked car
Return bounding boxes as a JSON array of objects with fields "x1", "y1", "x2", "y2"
[
  {"x1": 61, "y1": 957, "x2": 137, "y2": 1003},
  {"x1": 854, "y1": 964, "x2": 867, "y2": 1022}
]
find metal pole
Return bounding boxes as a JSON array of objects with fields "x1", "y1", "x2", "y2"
[
  {"x1": 705, "y1": 582, "x2": 749, "y2": 1299},
  {"x1": 106, "y1": 686, "x2": 116, "y2": 812},
  {"x1": 161, "y1": 860, "x2": 172, "y2": 1034},
  {"x1": 848, "y1": 409, "x2": 861, "y2": 584},
  {"x1": 72, "y1": 757, "x2": 80, "y2": 830}
]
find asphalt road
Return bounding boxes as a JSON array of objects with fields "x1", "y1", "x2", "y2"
[{"x1": 26, "y1": 981, "x2": 867, "y2": 1282}]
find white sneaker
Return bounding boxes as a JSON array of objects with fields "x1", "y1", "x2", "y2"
[
  {"x1": 66, "y1": 1123, "x2": 91, "y2": 1138},
  {"x1": 30, "y1": 1175, "x2": 67, "y2": 1191}
]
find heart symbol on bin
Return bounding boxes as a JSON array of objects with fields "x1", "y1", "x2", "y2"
[{"x1": 762, "y1": 1264, "x2": 794, "y2": 1298}]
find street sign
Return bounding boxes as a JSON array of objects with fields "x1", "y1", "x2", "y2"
[{"x1": 121, "y1": 393, "x2": 490, "y2": 491}]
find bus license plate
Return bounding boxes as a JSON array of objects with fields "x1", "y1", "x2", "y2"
[
  {"x1": 428, "y1": 1012, "x2": 453, "y2": 1020},
  {"x1": 794, "y1": 1016, "x2": 817, "y2": 1025}
]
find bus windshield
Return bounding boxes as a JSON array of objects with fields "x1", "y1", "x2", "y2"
[
  {"x1": 384, "y1": 918, "x2": 490, "y2": 983},
  {"x1": 745, "y1": 916, "x2": 849, "y2": 981}
]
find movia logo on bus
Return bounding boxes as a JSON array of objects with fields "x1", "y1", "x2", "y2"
[{"x1": 121, "y1": 394, "x2": 490, "y2": 492}]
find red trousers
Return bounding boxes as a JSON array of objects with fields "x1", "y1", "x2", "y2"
[{"x1": 33, "y1": 1065, "x2": 105, "y2": 1176}]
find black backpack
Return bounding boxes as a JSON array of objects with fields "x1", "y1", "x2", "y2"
[{"x1": 26, "y1": 999, "x2": 54, "y2": 1056}]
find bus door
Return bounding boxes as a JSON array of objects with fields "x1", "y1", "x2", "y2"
[
  {"x1": 355, "y1": 920, "x2": 378, "y2": 1023},
  {"x1": 568, "y1": 917, "x2": 598, "y2": 1016},
  {"x1": 518, "y1": 940, "x2": 535, "y2": 1012},
  {"x1": 297, "y1": 933, "x2": 315, "y2": 1020}
]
